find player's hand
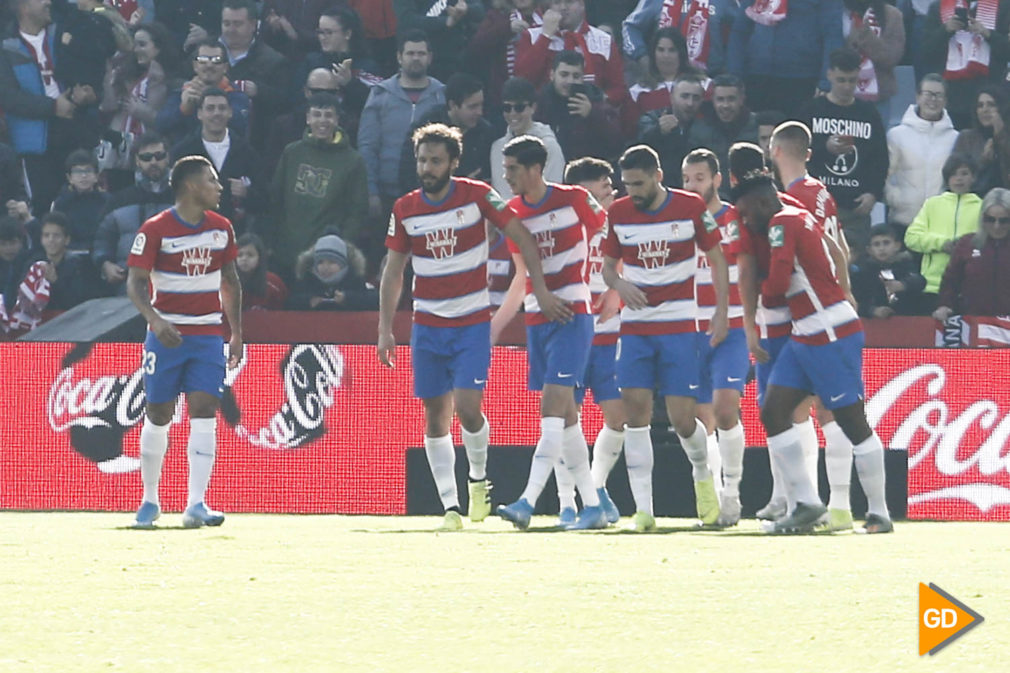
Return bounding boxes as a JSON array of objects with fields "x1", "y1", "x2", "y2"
[
  {"x1": 489, "y1": 312, "x2": 506, "y2": 346},
  {"x1": 536, "y1": 289, "x2": 574, "y2": 323},
  {"x1": 227, "y1": 335, "x2": 244, "y2": 369},
  {"x1": 378, "y1": 331, "x2": 396, "y2": 367},
  {"x1": 594, "y1": 287, "x2": 622, "y2": 323},
  {"x1": 745, "y1": 326, "x2": 769, "y2": 364},
  {"x1": 932, "y1": 306, "x2": 954, "y2": 321},
  {"x1": 708, "y1": 309, "x2": 728, "y2": 348},
  {"x1": 152, "y1": 317, "x2": 182, "y2": 348},
  {"x1": 614, "y1": 278, "x2": 648, "y2": 310},
  {"x1": 567, "y1": 93, "x2": 592, "y2": 118},
  {"x1": 853, "y1": 192, "x2": 876, "y2": 216}
]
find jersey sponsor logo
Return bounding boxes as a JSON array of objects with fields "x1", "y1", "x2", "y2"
[
  {"x1": 637, "y1": 240, "x2": 670, "y2": 268},
  {"x1": 587, "y1": 238, "x2": 604, "y2": 276},
  {"x1": 424, "y1": 227, "x2": 458, "y2": 259},
  {"x1": 485, "y1": 189, "x2": 508, "y2": 211},
  {"x1": 769, "y1": 224, "x2": 784, "y2": 248},
  {"x1": 535, "y1": 229, "x2": 555, "y2": 259},
  {"x1": 294, "y1": 164, "x2": 333, "y2": 198},
  {"x1": 130, "y1": 233, "x2": 146, "y2": 255},
  {"x1": 702, "y1": 210, "x2": 718, "y2": 233},
  {"x1": 181, "y1": 246, "x2": 214, "y2": 276}
]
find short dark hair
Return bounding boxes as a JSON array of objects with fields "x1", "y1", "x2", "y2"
[
  {"x1": 0, "y1": 216, "x2": 22, "y2": 242},
  {"x1": 565, "y1": 157, "x2": 613, "y2": 185},
  {"x1": 829, "y1": 47, "x2": 862, "y2": 73},
  {"x1": 503, "y1": 135, "x2": 548, "y2": 170},
  {"x1": 619, "y1": 145, "x2": 661, "y2": 173},
  {"x1": 135, "y1": 131, "x2": 167, "y2": 153},
  {"x1": 869, "y1": 223, "x2": 900, "y2": 242},
  {"x1": 501, "y1": 76, "x2": 536, "y2": 104},
  {"x1": 552, "y1": 50, "x2": 584, "y2": 71},
  {"x1": 711, "y1": 74, "x2": 744, "y2": 92},
  {"x1": 412, "y1": 123, "x2": 463, "y2": 162},
  {"x1": 307, "y1": 92, "x2": 341, "y2": 114},
  {"x1": 727, "y1": 142, "x2": 766, "y2": 182},
  {"x1": 170, "y1": 155, "x2": 215, "y2": 195},
  {"x1": 770, "y1": 121, "x2": 812, "y2": 159},
  {"x1": 730, "y1": 170, "x2": 776, "y2": 202},
  {"x1": 918, "y1": 73, "x2": 946, "y2": 94},
  {"x1": 40, "y1": 211, "x2": 70, "y2": 237},
  {"x1": 755, "y1": 110, "x2": 786, "y2": 128},
  {"x1": 445, "y1": 73, "x2": 483, "y2": 107},
  {"x1": 682, "y1": 148, "x2": 720, "y2": 177},
  {"x1": 222, "y1": 0, "x2": 258, "y2": 21},
  {"x1": 942, "y1": 153, "x2": 978, "y2": 182},
  {"x1": 199, "y1": 87, "x2": 229, "y2": 108},
  {"x1": 191, "y1": 37, "x2": 226, "y2": 58},
  {"x1": 65, "y1": 149, "x2": 98, "y2": 173},
  {"x1": 398, "y1": 29, "x2": 430, "y2": 53},
  {"x1": 672, "y1": 72, "x2": 706, "y2": 91}
]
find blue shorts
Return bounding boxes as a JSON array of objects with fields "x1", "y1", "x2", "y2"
[
  {"x1": 574, "y1": 342, "x2": 620, "y2": 405},
  {"x1": 526, "y1": 314, "x2": 593, "y2": 390},
  {"x1": 142, "y1": 332, "x2": 226, "y2": 405},
  {"x1": 617, "y1": 332, "x2": 700, "y2": 398},
  {"x1": 756, "y1": 334, "x2": 790, "y2": 408},
  {"x1": 696, "y1": 328, "x2": 750, "y2": 403},
  {"x1": 411, "y1": 321, "x2": 491, "y2": 399},
  {"x1": 767, "y1": 332, "x2": 866, "y2": 410}
]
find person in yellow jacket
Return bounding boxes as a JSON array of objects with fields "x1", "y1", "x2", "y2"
[{"x1": 904, "y1": 154, "x2": 982, "y2": 311}]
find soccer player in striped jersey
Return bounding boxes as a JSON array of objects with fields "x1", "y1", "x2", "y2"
[
  {"x1": 554, "y1": 156, "x2": 625, "y2": 526},
  {"x1": 380, "y1": 124, "x2": 568, "y2": 532},
  {"x1": 601, "y1": 145, "x2": 730, "y2": 532},
  {"x1": 127, "y1": 155, "x2": 243, "y2": 529},
  {"x1": 733, "y1": 172, "x2": 893, "y2": 534},
  {"x1": 681, "y1": 149, "x2": 748, "y2": 527},
  {"x1": 492, "y1": 136, "x2": 609, "y2": 531}
]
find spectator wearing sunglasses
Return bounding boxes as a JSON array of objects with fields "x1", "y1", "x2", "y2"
[
  {"x1": 156, "y1": 39, "x2": 251, "y2": 145},
  {"x1": 92, "y1": 132, "x2": 174, "y2": 296},
  {"x1": 489, "y1": 76, "x2": 566, "y2": 199}
]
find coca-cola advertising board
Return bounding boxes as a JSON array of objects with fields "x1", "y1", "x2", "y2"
[{"x1": 1, "y1": 343, "x2": 1007, "y2": 520}]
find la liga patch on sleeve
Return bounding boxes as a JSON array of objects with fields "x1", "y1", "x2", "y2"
[{"x1": 130, "y1": 233, "x2": 146, "y2": 255}]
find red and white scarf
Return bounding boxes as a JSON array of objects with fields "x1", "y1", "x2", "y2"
[
  {"x1": 123, "y1": 75, "x2": 150, "y2": 137},
  {"x1": 940, "y1": 0, "x2": 999, "y2": 80},
  {"x1": 658, "y1": 0, "x2": 714, "y2": 71},
  {"x1": 746, "y1": 0, "x2": 789, "y2": 26},
  {"x1": 846, "y1": 9, "x2": 881, "y2": 101},
  {"x1": 508, "y1": 9, "x2": 542, "y2": 76},
  {"x1": 0, "y1": 261, "x2": 51, "y2": 333}
]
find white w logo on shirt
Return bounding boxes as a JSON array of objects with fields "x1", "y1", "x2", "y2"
[
  {"x1": 181, "y1": 247, "x2": 213, "y2": 276},
  {"x1": 637, "y1": 240, "x2": 669, "y2": 269},
  {"x1": 424, "y1": 228, "x2": 457, "y2": 259}
]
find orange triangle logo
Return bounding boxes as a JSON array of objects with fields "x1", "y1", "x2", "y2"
[{"x1": 919, "y1": 583, "x2": 984, "y2": 655}]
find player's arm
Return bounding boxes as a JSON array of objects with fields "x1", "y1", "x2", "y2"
[
  {"x1": 762, "y1": 248, "x2": 794, "y2": 298},
  {"x1": 220, "y1": 260, "x2": 243, "y2": 369},
  {"x1": 602, "y1": 254, "x2": 647, "y2": 309},
  {"x1": 490, "y1": 252, "x2": 527, "y2": 346},
  {"x1": 822, "y1": 232, "x2": 855, "y2": 308},
  {"x1": 737, "y1": 252, "x2": 768, "y2": 363},
  {"x1": 501, "y1": 216, "x2": 574, "y2": 323},
  {"x1": 595, "y1": 258, "x2": 623, "y2": 323},
  {"x1": 704, "y1": 243, "x2": 730, "y2": 347},
  {"x1": 127, "y1": 266, "x2": 182, "y2": 348},
  {"x1": 377, "y1": 249, "x2": 409, "y2": 367}
]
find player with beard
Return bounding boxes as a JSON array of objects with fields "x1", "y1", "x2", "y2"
[
  {"x1": 601, "y1": 145, "x2": 730, "y2": 532},
  {"x1": 733, "y1": 171, "x2": 893, "y2": 534},
  {"x1": 681, "y1": 148, "x2": 748, "y2": 527},
  {"x1": 128, "y1": 155, "x2": 243, "y2": 529},
  {"x1": 379, "y1": 123, "x2": 567, "y2": 532},
  {"x1": 492, "y1": 136, "x2": 609, "y2": 531}
]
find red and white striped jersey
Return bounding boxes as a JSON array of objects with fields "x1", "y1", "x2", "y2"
[
  {"x1": 695, "y1": 202, "x2": 743, "y2": 331},
  {"x1": 507, "y1": 183, "x2": 606, "y2": 325},
  {"x1": 587, "y1": 221, "x2": 619, "y2": 345},
  {"x1": 786, "y1": 174, "x2": 842, "y2": 247},
  {"x1": 628, "y1": 81, "x2": 675, "y2": 115},
  {"x1": 602, "y1": 189, "x2": 722, "y2": 336},
  {"x1": 387, "y1": 178, "x2": 517, "y2": 327},
  {"x1": 762, "y1": 205, "x2": 861, "y2": 345},
  {"x1": 487, "y1": 230, "x2": 514, "y2": 310},
  {"x1": 127, "y1": 208, "x2": 237, "y2": 336}
]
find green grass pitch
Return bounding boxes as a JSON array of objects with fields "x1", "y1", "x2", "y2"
[{"x1": 3, "y1": 513, "x2": 1009, "y2": 672}]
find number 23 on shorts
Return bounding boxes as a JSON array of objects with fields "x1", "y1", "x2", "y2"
[{"x1": 142, "y1": 350, "x2": 157, "y2": 375}]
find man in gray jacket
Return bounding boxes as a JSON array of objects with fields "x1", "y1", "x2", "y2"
[
  {"x1": 91, "y1": 133, "x2": 173, "y2": 296},
  {"x1": 358, "y1": 29, "x2": 445, "y2": 220}
]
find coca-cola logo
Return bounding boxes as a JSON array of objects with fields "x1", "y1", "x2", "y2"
[
  {"x1": 47, "y1": 367, "x2": 146, "y2": 432},
  {"x1": 867, "y1": 364, "x2": 1010, "y2": 514}
]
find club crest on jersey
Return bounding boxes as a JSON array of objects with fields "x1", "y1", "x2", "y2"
[
  {"x1": 181, "y1": 246, "x2": 214, "y2": 275},
  {"x1": 769, "y1": 224, "x2": 785, "y2": 248},
  {"x1": 637, "y1": 240, "x2": 669, "y2": 268},
  {"x1": 456, "y1": 209, "x2": 466, "y2": 228},
  {"x1": 536, "y1": 229, "x2": 555, "y2": 259},
  {"x1": 425, "y1": 227, "x2": 457, "y2": 259}
]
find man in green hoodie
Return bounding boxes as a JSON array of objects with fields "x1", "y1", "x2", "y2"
[{"x1": 269, "y1": 92, "x2": 368, "y2": 280}]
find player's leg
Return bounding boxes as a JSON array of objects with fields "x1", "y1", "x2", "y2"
[
  {"x1": 713, "y1": 388, "x2": 745, "y2": 526},
  {"x1": 694, "y1": 335, "x2": 722, "y2": 492},
  {"x1": 617, "y1": 334, "x2": 659, "y2": 531},
  {"x1": 791, "y1": 400, "x2": 820, "y2": 494},
  {"x1": 135, "y1": 332, "x2": 183, "y2": 527},
  {"x1": 582, "y1": 342, "x2": 623, "y2": 522},
  {"x1": 813, "y1": 400, "x2": 854, "y2": 532},
  {"x1": 554, "y1": 387, "x2": 583, "y2": 526},
  {"x1": 755, "y1": 335, "x2": 789, "y2": 520},
  {"x1": 450, "y1": 322, "x2": 493, "y2": 523}
]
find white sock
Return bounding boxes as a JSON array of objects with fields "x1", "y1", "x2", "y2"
[
  {"x1": 554, "y1": 458, "x2": 577, "y2": 510},
  {"x1": 461, "y1": 414, "x2": 489, "y2": 481},
  {"x1": 794, "y1": 417, "x2": 820, "y2": 495},
  {"x1": 424, "y1": 434, "x2": 459, "y2": 512},
  {"x1": 624, "y1": 425, "x2": 654, "y2": 514},
  {"x1": 821, "y1": 421, "x2": 853, "y2": 511},
  {"x1": 853, "y1": 432, "x2": 889, "y2": 518},
  {"x1": 521, "y1": 417, "x2": 565, "y2": 505},
  {"x1": 768, "y1": 445, "x2": 787, "y2": 505},
  {"x1": 140, "y1": 418, "x2": 170, "y2": 507},
  {"x1": 677, "y1": 419, "x2": 712, "y2": 482},
  {"x1": 706, "y1": 432, "x2": 723, "y2": 491},
  {"x1": 562, "y1": 424, "x2": 600, "y2": 507},
  {"x1": 718, "y1": 423, "x2": 745, "y2": 498},
  {"x1": 186, "y1": 417, "x2": 217, "y2": 508},
  {"x1": 767, "y1": 426, "x2": 820, "y2": 507},
  {"x1": 590, "y1": 425, "x2": 624, "y2": 488}
]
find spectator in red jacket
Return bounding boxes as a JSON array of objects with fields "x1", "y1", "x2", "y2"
[
  {"x1": 236, "y1": 233, "x2": 287, "y2": 310},
  {"x1": 934, "y1": 187, "x2": 1010, "y2": 319}
]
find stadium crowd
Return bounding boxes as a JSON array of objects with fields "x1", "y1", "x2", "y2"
[{"x1": 0, "y1": 0, "x2": 1008, "y2": 331}]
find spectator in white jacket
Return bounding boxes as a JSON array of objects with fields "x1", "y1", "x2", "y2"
[
  {"x1": 885, "y1": 74, "x2": 958, "y2": 229},
  {"x1": 489, "y1": 77, "x2": 565, "y2": 199}
]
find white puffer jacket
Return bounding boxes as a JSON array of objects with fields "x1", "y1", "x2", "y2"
[{"x1": 885, "y1": 104, "x2": 959, "y2": 226}]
